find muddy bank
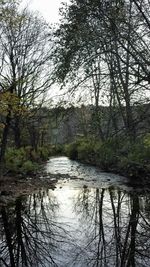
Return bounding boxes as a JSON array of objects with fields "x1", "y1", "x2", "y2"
[
  {"x1": 74, "y1": 157, "x2": 150, "y2": 183},
  {"x1": 0, "y1": 173, "x2": 56, "y2": 206},
  {"x1": 0, "y1": 168, "x2": 80, "y2": 206}
]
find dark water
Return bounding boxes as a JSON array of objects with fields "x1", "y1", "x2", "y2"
[{"x1": 1, "y1": 157, "x2": 150, "y2": 267}]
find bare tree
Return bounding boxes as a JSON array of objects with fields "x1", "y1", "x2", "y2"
[{"x1": 0, "y1": 1, "x2": 52, "y2": 162}]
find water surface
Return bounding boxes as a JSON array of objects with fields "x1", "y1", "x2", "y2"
[{"x1": 0, "y1": 157, "x2": 150, "y2": 266}]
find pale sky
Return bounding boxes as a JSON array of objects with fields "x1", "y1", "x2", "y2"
[
  {"x1": 22, "y1": 0, "x2": 70, "y2": 24},
  {"x1": 20, "y1": 0, "x2": 72, "y2": 106}
]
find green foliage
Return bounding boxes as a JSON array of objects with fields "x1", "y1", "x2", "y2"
[
  {"x1": 144, "y1": 133, "x2": 150, "y2": 148},
  {"x1": 64, "y1": 137, "x2": 117, "y2": 166},
  {"x1": 65, "y1": 134, "x2": 150, "y2": 176},
  {"x1": 48, "y1": 144, "x2": 64, "y2": 156},
  {"x1": 95, "y1": 143, "x2": 118, "y2": 169},
  {"x1": 93, "y1": 138, "x2": 124, "y2": 168},
  {"x1": 5, "y1": 147, "x2": 39, "y2": 174},
  {"x1": 64, "y1": 137, "x2": 96, "y2": 160},
  {"x1": 54, "y1": 144, "x2": 64, "y2": 154},
  {"x1": 64, "y1": 141, "x2": 78, "y2": 159},
  {"x1": 4, "y1": 146, "x2": 52, "y2": 175},
  {"x1": 76, "y1": 138, "x2": 95, "y2": 161},
  {"x1": 4, "y1": 144, "x2": 68, "y2": 175},
  {"x1": 120, "y1": 135, "x2": 150, "y2": 165},
  {"x1": 21, "y1": 160, "x2": 38, "y2": 175},
  {"x1": 78, "y1": 141, "x2": 93, "y2": 160},
  {"x1": 4, "y1": 133, "x2": 150, "y2": 177},
  {"x1": 5, "y1": 148, "x2": 26, "y2": 172},
  {"x1": 37, "y1": 147, "x2": 50, "y2": 161}
]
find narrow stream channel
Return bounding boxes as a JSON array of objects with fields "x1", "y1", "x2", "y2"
[{"x1": 0, "y1": 157, "x2": 150, "y2": 266}]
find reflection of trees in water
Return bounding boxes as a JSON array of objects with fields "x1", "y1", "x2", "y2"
[
  {"x1": 0, "y1": 190, "x2": 67, "y2": 267},
  {"x1": 1, "y1": 187, "x2": 150, "y2": 267},
  {"x1": 71, "y1": 188, "x2": 150, "y2": 267}
]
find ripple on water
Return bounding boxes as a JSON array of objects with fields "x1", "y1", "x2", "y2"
[{"x1": 45, "y1": 156, "x2": 132, "y2": 190}]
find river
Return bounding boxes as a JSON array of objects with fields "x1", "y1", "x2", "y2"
[{"x1": 0, "y1": 156, "x2": 150, "y2": 266}]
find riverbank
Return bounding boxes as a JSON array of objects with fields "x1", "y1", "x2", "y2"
[
  {"x1": 1, "y1": 154, "x2": 150, "y2": 208},
  {"x1": 0, "y1": 172, "x2": 57, "y2": 206},
  {"x1": 64, "y1": 136, "x2": 150, "y2": 181},
  {"x1": 80, "y1": 158, "x2": 150, "y2": 182},
  {"x1": 0, "y1": 163, "x2": 80, "y2": 206}
]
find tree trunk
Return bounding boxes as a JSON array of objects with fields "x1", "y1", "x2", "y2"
[
  {"x1": 14, "y1": 118, "x2": 21, "y2": 148},
  {"x1": 0, "y1": 110, "x2": 11, "y2": 163}
]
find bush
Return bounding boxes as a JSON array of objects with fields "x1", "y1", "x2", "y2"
[
  {"x1": 48, "y1": 144, "x2": 64, "y2": 156},
  {"x1": 64, "y1": 142, "x2": 78, "y2": 159},
  {"x1": 54, "y1": 144, "x2": 64, "y2": 155},
  {"x1": 63, "y1": 134, "x2": 150, "y2": 177},
  {"x1": 5, "y1": 146, "x2": 49, "y2": 174},
  {"x1": 21, "y1": 160, "x2": 39, "y2": 174},
  {"x1": 5, "y1": 148, "x2": 27, "y2": 173},
  {"x1": 37, "y1": 147, "x2": 50, "y2": 160},
  {"x1": 122, "y1": 136, "x2": 150, "y2": 164},
  {"x1": 115, "y1": 135, "x2": 150, "y2": 176},
  {"x1": 93, "y1": 139, "x2": 120, "y2": 169},
  {"x1": 144, "y1": 133, "x2": 150, "y2": 148},
  {"x1": 77, "y1": 139, "x2": 95, "y2": 161},
  {"x1": 64, "y1": 137, "x2": 95, "y2": 160}
]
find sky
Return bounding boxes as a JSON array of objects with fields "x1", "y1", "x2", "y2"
[
  {"x1": 22, "y1": 0, "x2": 70, "y2": 24},
  {"x1": 21, "y1": 0, "x2": 74, "y2": 106},
  {"x1": 21, "y1": 0, "x2": 86, "y2": 107}
]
